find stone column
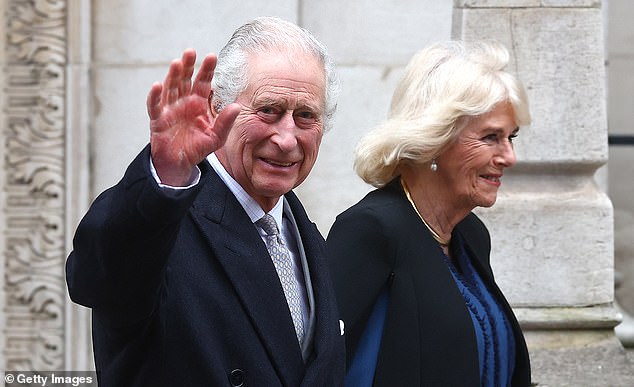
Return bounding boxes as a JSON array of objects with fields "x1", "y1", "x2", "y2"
[
  {"x1": 65, "y1": 0, "x2": 94, "y2": 371},
  {"x1": 2, "y1": 0, "x2": 68, "y2": 371},
  {"x1": 453, "y1": 0, "x2": 633, "y2": 384},
  {"x1": 1, "y1": 0, "x2": 93, "y2": 373}
]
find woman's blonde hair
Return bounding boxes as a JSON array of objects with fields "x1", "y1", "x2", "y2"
[{"x1": 354, "y1": 40, "x2": 531, "y2": 187}]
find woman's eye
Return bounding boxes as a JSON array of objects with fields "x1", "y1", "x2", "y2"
[{"x1": 482, "y1": 134, "x2": 498, "y2": 143}]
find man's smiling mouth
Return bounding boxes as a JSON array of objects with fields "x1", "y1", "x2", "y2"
[{"x1": 262, "y1": 158, "x2": 296, "y2": 167}]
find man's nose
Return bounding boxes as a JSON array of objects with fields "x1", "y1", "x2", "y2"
[{"x1": 272, "y1": 111, "x2": 298, "y2": 151}]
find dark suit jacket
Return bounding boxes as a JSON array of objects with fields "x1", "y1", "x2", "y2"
[
  {"x1": 66, "y1": 146, "x2": 345, "y2": 387},
  {"x1": 326, "y1": 178, "x2": 530, "y2": 387}
]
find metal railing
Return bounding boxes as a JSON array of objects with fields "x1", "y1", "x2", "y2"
[{"x1": 609, "y1": 135, "x2": 634, "y2": 146}]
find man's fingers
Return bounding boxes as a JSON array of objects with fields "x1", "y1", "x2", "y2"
[
  {"x1": 180, "y1": 49, "x2": 196, "y2": 96},
  {"x1": 147, "y1": 82, "x2": 163, "y2": 121},
  {"x1": 162, "y1": 59, "x2": 184, "y2": 105},
  {"x1": 192, "y1": 53, "x2": 218, "y2": 97},
  {"x1": 181, "y1": 49, "x2": 197, "y2": 75}
]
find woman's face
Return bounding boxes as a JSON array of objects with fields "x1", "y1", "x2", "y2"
[{"x1": 436, "y1": 102, "x2": 518, "y2": 210}]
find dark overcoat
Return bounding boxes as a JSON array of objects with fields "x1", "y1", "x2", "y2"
[{"x1": 66, "y1": 146, "x2": 345, "y2": 387}]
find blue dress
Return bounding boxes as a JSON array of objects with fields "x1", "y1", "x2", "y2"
[{"x1": 443, "y1": 235, "x2": 516, "y2": 387}]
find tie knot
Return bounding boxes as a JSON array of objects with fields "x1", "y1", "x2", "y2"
[{"x1": 256, "y1": 214, "x2": 279, "y2": 236}]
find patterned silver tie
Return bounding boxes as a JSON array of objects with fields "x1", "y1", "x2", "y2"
[{"x1": 256, "y1": 214, "x2": 305, "y2": 345}]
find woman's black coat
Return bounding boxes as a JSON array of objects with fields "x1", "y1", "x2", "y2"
[{"x1": 326, "y1": 179, "x2": 530, "y2": 386}]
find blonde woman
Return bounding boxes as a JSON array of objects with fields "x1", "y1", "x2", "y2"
[{"x1": 327, "y1": 40, "x2": 531, "y2": 386}]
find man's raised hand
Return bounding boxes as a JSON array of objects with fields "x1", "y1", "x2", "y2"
[{"x1": 147, "y1": 49, "x2": 240, "y2": 186}]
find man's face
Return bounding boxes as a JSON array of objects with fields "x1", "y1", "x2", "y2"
[{"x1": 216, "y1": 50, "x2": 327, "y2": 211}]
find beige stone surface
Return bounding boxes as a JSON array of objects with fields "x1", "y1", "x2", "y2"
[
  {"x1": 478, "y1": 191, "x2": 614, "y2": 306},
  {"x1": 302, "y1": 0, "x2": 453, "y2": 66},
  {"x1": 454, "y1": 7, "x2": 608, "y2": 163},
  {"x1": 455, "y1": 0, "x2": 540, "y2": 6},
  {"x1": 91, "y1": 66, "x2": 160, "y2": 194},
  {"x1": 92, "y1": 0, "x2": 298, "y2": 63},
  {"x1": 527, "y1": 331, "x2": 634, "y2": 386}
]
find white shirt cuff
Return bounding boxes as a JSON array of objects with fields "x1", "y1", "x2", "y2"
[{"x1": 149, "y1": 156, "x2": 201, "y2": 190}]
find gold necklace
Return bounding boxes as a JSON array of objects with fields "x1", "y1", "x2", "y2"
[{"x1": 400, "y1": 178, "x2": 451, "y2": 246}]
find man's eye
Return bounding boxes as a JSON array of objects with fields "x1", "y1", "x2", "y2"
[
  {"x1": 260, "y1": 107, "x2": 277, "y2": 115},
  {"x1": 257, "y1": 107, "x2": 280, "y2": 120},
  {"x1": 294, "y1": 111, "x2": 318, "y2": 125},
  {"x1": 296, "y1": 111, "x2": 315, "y2": 119}
]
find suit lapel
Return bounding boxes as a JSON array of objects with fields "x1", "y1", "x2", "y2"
[
  {"x1": 284, "y1": 192, "x2": 342, "y2": 386},
  {"x1": 190, "y1": 166, "x2": 305, "y2": 386}
]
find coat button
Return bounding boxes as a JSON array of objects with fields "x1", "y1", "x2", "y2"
[{"x1": 229, "y1": 369, "x2": 245, "y2": 386}]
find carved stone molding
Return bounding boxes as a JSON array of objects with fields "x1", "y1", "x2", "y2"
[{"x1": 4, "y1": 0, "x2": 67, "y2": 371}]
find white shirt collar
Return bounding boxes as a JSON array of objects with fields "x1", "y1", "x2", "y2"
[{"x1": 208, "y1": 153, "x2": 284, "y2": 226}]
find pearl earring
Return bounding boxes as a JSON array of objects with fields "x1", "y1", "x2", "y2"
[{"x1": 430, "y1": 159, "x2": 438, "y2": 172}]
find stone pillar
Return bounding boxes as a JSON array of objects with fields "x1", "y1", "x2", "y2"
[
  {"x1": 1, "y1": 0, "x2": 93, "y2": 373},
  {"x1": 0, "y1": 0, "x2": 6, "y2": 370},
  {"x1": 2, "y1": 0, "x2": 68, "y2": 371},
  {"x1": 453, "y1": 0, "x2": 633, "y2": 384},
  {"x1": 65, "y1": 0, "x2": 94, "y2": 371}
]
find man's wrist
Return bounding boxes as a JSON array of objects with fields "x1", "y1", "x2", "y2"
[{"x1": 149, "y1": 156, "x2": 201, "y2": 190}]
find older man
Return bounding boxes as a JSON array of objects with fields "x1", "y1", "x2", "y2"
[{"x1": 66, "y1": 17, "x2": 345, "y2": 386}]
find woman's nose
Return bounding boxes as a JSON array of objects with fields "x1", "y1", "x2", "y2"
[{"x1": 494, "y1": 140, "x2": 516, "y2": 168}]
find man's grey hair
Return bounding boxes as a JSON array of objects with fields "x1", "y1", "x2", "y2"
[{"x1": 211, "y1": 16, "x2": 340, "y2": 132}]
